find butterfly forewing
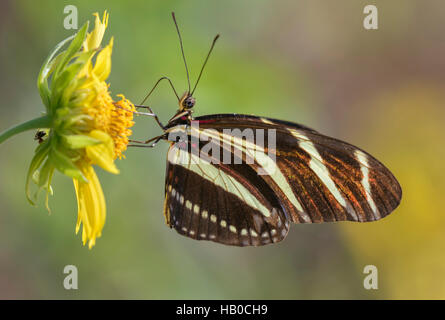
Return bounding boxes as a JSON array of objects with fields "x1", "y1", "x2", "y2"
[{"x1": 163, "y1": 114, "x2": 402, "y2": 246}]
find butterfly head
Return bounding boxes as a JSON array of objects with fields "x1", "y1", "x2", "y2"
[{"x1": 179, "y1": 92, "x2": 196, "y2": 111}]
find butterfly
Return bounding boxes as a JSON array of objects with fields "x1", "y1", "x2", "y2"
[{"x1": 129, "y1": 13, "x2": 402, "y2": 247}]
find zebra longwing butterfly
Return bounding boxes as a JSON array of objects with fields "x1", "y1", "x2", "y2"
[{"x1": 131, "y1": 13, "x2": 402, "y2": 247}]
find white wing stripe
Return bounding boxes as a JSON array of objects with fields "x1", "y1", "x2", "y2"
[
  {"x1": 289, "y1": 129, "x2": 359, "y2": 221},
  {"x1": 293, "y1": 132, "x2": 347, "y2": 207},
  {"x1": 169, "y1": 148, "x2": 272, "y2": 218},
  {"x1": 355, "y1": 150, "x2": 380, "y2": 219}
]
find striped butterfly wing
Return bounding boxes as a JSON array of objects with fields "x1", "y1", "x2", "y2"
[
  {"x1": 275, "y1": 125, "x2": 401, "y2": 223},
  {"x1": 197, "y1": 114, "x2": 402, "y2": 223},
  {"x1": 163, "y1": 114, "x2": 402, "y2": 246},
  {"x1": 163, "y1": 138, "x2": 290, "y2": 246}
]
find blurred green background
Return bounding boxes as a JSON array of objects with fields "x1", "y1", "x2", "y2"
[{"x1": 0, "y1": 0, "x2": 444, "y2": 299}]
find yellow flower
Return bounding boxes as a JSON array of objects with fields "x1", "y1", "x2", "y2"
[{"x1": 0, "y1": 11, "x2": 135, "y2": 249}]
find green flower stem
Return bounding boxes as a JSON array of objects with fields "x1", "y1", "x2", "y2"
[{"x1": 0, "y1": 115, "x2": 52, "y2": 144}]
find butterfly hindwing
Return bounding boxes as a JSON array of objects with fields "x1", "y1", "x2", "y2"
[{"x1": 163, "y1": 140, "x2": 290, "y2": 246}]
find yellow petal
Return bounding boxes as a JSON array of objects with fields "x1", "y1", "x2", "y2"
[
  {"x1": 92, "y1": 37, "x2": 113, "y2": 82},
  {"x1": 74, "y1": 177, "x2": 92, "y2": 243},
  {"x1": 73, "y1": 165, "x2": 106, "y2": 248},
  {"x1": 83, "y1": 11, "x2": 109, "y2": 52},
  {"x1": 73, "y1": 178, "x2": 82, "y2": 234},
  {"x1": 85, "y1": 130, "x2": 119, "y2": 174}
]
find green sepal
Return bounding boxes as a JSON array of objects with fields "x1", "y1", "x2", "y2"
[
  {"x1": 37, "y1": 158, "x2": 55, "y2": 212},
  {"x1": 61, "y1": 134, "x2": 101, "y2": 149},
  {"x1": 26, "y1": 139, "x2": 51, "y2": 205},
  {"x1": 38, "y1": 157, "x2": 54, "y2": 188},
  {"x1": 37, "y1": 22, "x2": 89, "y2": 112},
  {"x1": 59, "y1": 50, "x2": 95, "y2": 108},
  {"x1": 50, "y1": 148, "x2": 86, "y2": 182},
  {"x1": 62, "y1": 114, "x2": 91, "y2": 129},
  {"x1": 44, "y1": 168, "x2": 55, "y2": 212},
  {"x1": 37, "y1": 35, "x2": 75, "y2": 110},
  {"x1": 50, "y1": 60, "x2": 85, "y2": 111},
  {"x1": 53, "y1": 22, "x2": 89, "y2": 81}
]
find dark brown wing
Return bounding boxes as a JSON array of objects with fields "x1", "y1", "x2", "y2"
[{"x1": 162, "y1": 114, "x2": 402, "y2": 246}]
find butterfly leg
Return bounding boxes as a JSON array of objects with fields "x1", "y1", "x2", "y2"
[
  {"x1": 128, "y1": 135, "x2": 165, "y2": 148},
  {"x1": 133, "y1": 105, "x2": 165, "y2": 130},
  {"x1": 135, "y1": 76, "x2": 181, "y2": 130}
]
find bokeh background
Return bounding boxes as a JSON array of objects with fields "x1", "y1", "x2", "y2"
[{"x1": 0, "y1": 0, "x2": 444, "y2": 299}]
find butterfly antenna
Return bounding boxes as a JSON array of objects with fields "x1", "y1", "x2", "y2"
[
  {"x1": 191, "y1": 34, "x2": 219, "y2": 96},
  {"x1": 172, "y1": 12, "x2": 191, "y2": 93}
]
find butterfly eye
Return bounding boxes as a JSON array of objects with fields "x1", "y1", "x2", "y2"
[{"x1": 182, "y1": 97, "x2": 196, "y2": 109}]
